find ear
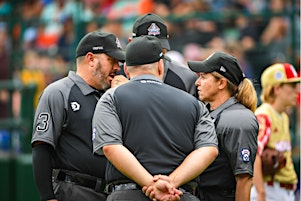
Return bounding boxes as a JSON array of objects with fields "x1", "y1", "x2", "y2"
[
  {"x1": 218, "y1": 78, "x2": 227, "y2": 90},
  {"x1": 123, "y1": 63, "x2": 131, "y2": 78},
  {"x1": 158, "y1": 59, "x2": 164, "y2": 79},
  {"x1": 273, "y1": 85, "x2": 281, "y2": 95},
  {"x1": 86, "y1": 52, "x2": 94, "y2": 63}
]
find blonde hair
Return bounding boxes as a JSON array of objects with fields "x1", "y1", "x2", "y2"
[
  {"x1": 260, "y1": 84, "x2": 277, "y2": 104},
  {"x1": 236, "y1": 79, "x2": 258, "y2": 112},
  {"x1": 212, "y1": 72, "x2": 258, "y2": 112}
]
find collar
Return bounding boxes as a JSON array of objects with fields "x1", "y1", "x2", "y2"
[
  {"x1": 68, "y1": 71, "x2": 100, "y2": 96},
  {"x1": 131, "y1": 74, "x2": 163, "y2": 83},
  {"x1": 163, "y1": 58, "x2": 172, "y2": 80},
  {"x1": 209, "y1": 97, "x2": 237, "y2": 119}
]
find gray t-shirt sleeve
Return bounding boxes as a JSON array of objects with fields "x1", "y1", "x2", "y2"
[
  {"x1": 31, "y1": 84, "x2": 65, "y2": 148},
  {"x1": 219, "y1": 110, "x2": 258, "y2": 176},
  {"x1": 194, "y1": 101, "x2": 218, "y2": 149},
  {"x1": 93, "y1": 88, "x2": 123, "y2": 155}
]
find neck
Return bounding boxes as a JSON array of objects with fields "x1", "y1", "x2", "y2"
[
  {"x1": 269, "y1": 100, "x2": 287, "y2": 114},
  {"x1": 208, "y1": 92, "x2": 231, "y2": 110}
]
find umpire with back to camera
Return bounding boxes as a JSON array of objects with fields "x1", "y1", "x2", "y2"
[
  {"x1": 92, "y1": 35, "x2": 218, "y2": 201},
  {"x1": 31, "y1": 31, "x2": 125, "y2": 201}
]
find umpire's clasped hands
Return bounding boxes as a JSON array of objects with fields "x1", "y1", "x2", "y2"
[{"x1": 142, "y1": 175, "x2": 183, "y2": 201}]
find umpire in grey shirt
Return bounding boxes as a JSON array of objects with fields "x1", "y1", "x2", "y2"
[{"x1": 92, "y1": 35, "x2": 218, "y2": 201}]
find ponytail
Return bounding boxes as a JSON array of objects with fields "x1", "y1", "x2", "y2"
[{"x1": 235, "y1": 78, "x2": 258, "y2": 112}]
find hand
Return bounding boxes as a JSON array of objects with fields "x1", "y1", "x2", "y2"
[
  {"x1": 143, "y1": 175, "x2": 182, "y2": 201},
  {"x1": 143, "y1": 174, "x2": 171, "y2": 197},
  {"x1": 111, "y1": 75, "x2": 129, "y2": 88}
]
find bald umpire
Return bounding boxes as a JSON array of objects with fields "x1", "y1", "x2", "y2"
[{"x1": 92, "y1": 35, "x2": 218, "y2": 201}]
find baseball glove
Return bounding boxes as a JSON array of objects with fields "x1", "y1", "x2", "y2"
[{"x1": 261, "y1": 148, "x2": 286, "y2": 175}]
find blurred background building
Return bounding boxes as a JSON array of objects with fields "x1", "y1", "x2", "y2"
[{"x1": 0, "y1": 0, "x2": 299, "y2": 201}]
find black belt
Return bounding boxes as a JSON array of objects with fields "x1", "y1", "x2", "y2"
[
  {"x1": 54, "y1": 170, "x2": 106, "y2": 193},
  {"x1": 106, "y1": 181, "x2": 197, "y2": 195},
  {"x1": 106, "y1": 182, "x2": 141, "y2": 192}
]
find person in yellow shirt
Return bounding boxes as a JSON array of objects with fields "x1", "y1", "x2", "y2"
[
  {"x1": 251, "y1": 63, "x2": 300, "y2": 201},
  {"x1": 20, "y1": 50, "x2": 46, "y2": 108}
]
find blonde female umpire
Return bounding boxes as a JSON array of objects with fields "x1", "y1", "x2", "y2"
[
  {"x1": 31, "y1": 31, "x2": 125, "y2": 201},
  {"x1": 188, "y1": 51, "x2": 259, "y2": 201}
]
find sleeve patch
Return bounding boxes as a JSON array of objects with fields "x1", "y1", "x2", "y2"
[{"x1": 241, "y1": 148, "x2": 250, "y2": 162}]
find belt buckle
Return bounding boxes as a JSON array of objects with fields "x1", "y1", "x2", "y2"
[
  {"x1": 109, "y1": 183, "x2": 138, "y2": 192},
  {"x1": 64, "y1": 175, "x2": 74, "y2": 183},
  {"x1": 114, "y1": 183, "x2": 137, "y2": 191}
]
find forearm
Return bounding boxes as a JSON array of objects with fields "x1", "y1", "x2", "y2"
[
  {"x1": 102, "y1": 144, "x2": 153, "y2": 187},
  {"x1": 253, "y1": 155, "x2": 266, "y2": 201},
  {"x1": 32, "y1": 143, "x2": 56, "y2": 201},
  {"x1": 169, "y1": 146, "x2": 218, "y2": 188},
  {"x1": 235, "y1": 173, "x2": 253, "y2": 201}
]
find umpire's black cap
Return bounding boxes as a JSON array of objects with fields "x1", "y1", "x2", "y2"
[
  {"x1": 76, "y1": 31, "x2": 125, "y2": 61},
  {"x1": 132, "y1": 13, "x2": 170, "y2": 50},
  {"x1": 188, "y1": 51, "x2": 245, "y2": 86},
  {"x1": 125, "y1": 35, "x2": 170, "y2": 66}
]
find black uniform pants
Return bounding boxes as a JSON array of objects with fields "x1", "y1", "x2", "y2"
[
  {"x1": 107, "y1": 189, "x2": 200, "y2": 201},
  {"x1": 53, "y1": 180, "x2": 107, "y2": 201},
  {"x1": 198, "y1": 188, "x2": 235, "y2": 201}
]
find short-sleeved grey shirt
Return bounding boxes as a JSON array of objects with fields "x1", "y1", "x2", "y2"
[
  {"x1": 198, "y1": 97, "x2": 259, "y2": 189},
  {"x1": 92, "y1": 74, "x2": 217, "y2": 183},
  {"x1": 31, "y1": 71, "x2": 107, "y2": 178}
]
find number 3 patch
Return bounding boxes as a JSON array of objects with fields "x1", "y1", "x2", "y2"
[{"x1": 36, "y1": 113, "x2": 50, "y2": 132}]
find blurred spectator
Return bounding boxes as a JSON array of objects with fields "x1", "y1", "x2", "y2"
[
  {"x1": 225, "y1": 41, "x2": 254, "y2": 78},
  {"x1": 40, "y1": 0, "x2": 72, "y2": 39},
  {"x1": 57, "y1": 16, "x2": 76, "y2": 62},
  {"x1": 182, "y1": 43, "x2": 203, "y2": 62},
  {"x1": 260, "y1": 16, "x2": 289, "y2": 62},
  {"x1": 19, "y1": 50, "x2": 46, "y2": 108},
  {"x1": 22, "y1": 0, "x2": 43, "y2": 27},
  {"x1": 0, "y1": 22, "x2": 9, "y2": 80},
  {"x1": 0, "y1": 22, "x2": 10, "y2": 119},
  {"x1": 259, "y1": 0, "x2": 291, "y2": 63},
  {"x1": 0, "y1": 0, "x2": 11, "y2": 17}
]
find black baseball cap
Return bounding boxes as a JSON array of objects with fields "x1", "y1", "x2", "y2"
[
  {"x1": 125, "y1": 35, "x2": 171, "y2": 66},
  {"x1": 76, "y1": 31, "x2": 125, "y2": 61},
  {"x1": 188, "y1": 51, "x2": 245, "y2": 86},
  {"x1": 132, "y1": 13, "x2": 170, "y2": 50}
]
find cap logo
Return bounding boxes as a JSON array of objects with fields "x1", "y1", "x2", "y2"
[
  {"x1": 148, "y1": 23, "x2": 161, "y2": 36},
  {"x1": 206, "y1": 52, "x2": 215, "y2": 60},
  {"x1": 92, "y1": 46, "x2": 104, "y2": 51},
  {"x1": 220, "y1": 66, "x2": 226, "y2": 72},
  {"x1": 274, "y1": 70, "x2": 284, "y2": 80},
  {"x1": 116, "y1": 37, "x2": 122, "y2": 49}
]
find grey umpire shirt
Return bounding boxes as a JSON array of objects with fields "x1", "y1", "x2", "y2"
[
  {"x1": 31, "y1": 71, "x2": 107, "y2": 178},
  {"x1": 198, "y1": 97, "x2": 259, "y2": 190},
  {"x1": 92, "y1": 74, "x2": 218, "y2": 183}
]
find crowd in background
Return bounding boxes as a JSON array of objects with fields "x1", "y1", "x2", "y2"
[{"x1": 0, "y1": 0, "x2": 299, "y2": 154}]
